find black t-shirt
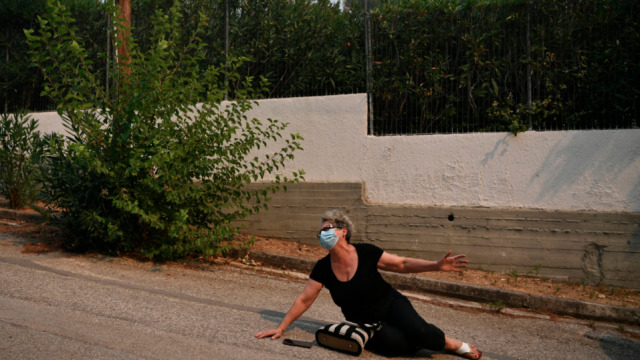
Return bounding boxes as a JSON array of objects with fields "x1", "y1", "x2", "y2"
[{"x1": 309, "y1": 243, "x2": 395, "y2": 323}]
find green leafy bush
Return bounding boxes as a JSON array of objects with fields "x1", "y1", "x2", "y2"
[
  {"x1": 487, "y1": 94, "x2": 529, "y2": 136},
  {"x1": 0, "y1": 113, "x2": 46, "y2": 209},
  {"x1": 369, "y1": 0, "x2": 639, "y2": 134},
  {"x1": 232, "y1": 0, "x2": 365, "y2": 98},
  {"x1": 25, "y1": 1, "x2": 304, "y2": 259}
]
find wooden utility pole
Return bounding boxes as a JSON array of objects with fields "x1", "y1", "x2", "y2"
[{"x1": 116, "y1": 0, "x2": 131, "y2": 76}]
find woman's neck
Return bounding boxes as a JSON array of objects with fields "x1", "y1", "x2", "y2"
[{"x1": 330, "y1": 240, "x2": 355, "y2": 261}]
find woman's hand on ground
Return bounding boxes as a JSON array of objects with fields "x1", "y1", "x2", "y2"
[
  {"x1": 255, "y1": 327, "x2": 284, "y2": 340},
  {"x1": 438, "y1": 250, "x2": 469, "y2": 272}
]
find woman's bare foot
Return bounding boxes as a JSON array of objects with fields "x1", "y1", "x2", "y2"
[
  {"x1": 457, "y1": 343, "x2": 482, "y2": 359},
  {"x1": 456, "y1": 345, "x2": 482, "y2": 360},
  {"x1": 444, "y1": 337, "x2": 482, "y2": 360}
]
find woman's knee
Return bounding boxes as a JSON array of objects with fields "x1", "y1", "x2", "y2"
[
  {"x1": 388, "y1": 296, "x2": 446, "y2": 350},
  {"x1": 365, "y1": 323, "x2": 416, "y2": 357}
]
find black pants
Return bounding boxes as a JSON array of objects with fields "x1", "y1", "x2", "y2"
[{"x1": 365, "y1": 290, "x2": 445, "y2": 357}]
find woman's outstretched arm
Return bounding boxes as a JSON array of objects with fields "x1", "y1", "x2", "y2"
[
  {"x1": 255, "y1": 278, "x2": 323, "y2": 340},
  {"x1": 377, "y1": 250, "x2": 468, "y2": 274}
]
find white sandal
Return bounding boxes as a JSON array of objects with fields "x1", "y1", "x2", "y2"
[{"x1": 455, "y1": 342, "x2": 482, "y2": 359}]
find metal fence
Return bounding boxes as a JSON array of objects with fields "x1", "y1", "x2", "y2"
[
  {"x1": 4, "y1": 0, "x2": 639, "y2": 135},
  {"x1": 366, "y1": 0, "x2": 640, "y2": 135}
]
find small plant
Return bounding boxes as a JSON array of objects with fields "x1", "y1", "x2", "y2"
[
  {"x1": 509, "y1": 268, "x2": 520, "y2": 284},
  {"x1": 241, "y1": 255, "x2": 257, "y2": 267},
  {"x1": 581, "y1": 279, "x2": 589, "y2": 290},
  {"x1": 525, "y1": 264, "x2": 542, "y2": 278},
  {"x1": 0, "y1": 113, "x2": 46, "y2": 209},
  {"x1": 487, "y1": 94, "x2": 529, "y2": 136},
  {"x1": 609, "y1": 287, "x2": 622, "y2": 297},
  {"x1": 554, "y1": 286, "x2": 562, "y2": 295},
  {"x1": 484, "y1": 300, "x2": 505, "y2": 313}
]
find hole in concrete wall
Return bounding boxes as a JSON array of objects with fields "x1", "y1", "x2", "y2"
[{"x1": 448, "y1": 213, "x2": 455, "y2": 221}]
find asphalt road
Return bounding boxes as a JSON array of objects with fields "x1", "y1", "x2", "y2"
[{"x1": 1, "y1": 233, "x2": 639, "y2": 360}]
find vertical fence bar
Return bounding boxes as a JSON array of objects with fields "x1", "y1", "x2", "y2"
[
  {"x1": 364, "y1": 0, "x2": 374, "y2": 135},
  {"x1": 4, "y1": 28, "x2": 8, "y2": 113},
  {"x1": 106, "y1": 10, "x2": 111, "y2": 97},
  {"x1": 224, "y1": 0, "x2": 229, "y2": 101},
  {"x1": 526, "y1": 2, "x2": 532, "y2": 130}
]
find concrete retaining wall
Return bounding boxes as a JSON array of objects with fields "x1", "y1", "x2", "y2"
[{"x1": 239, "y1": 182, "x2": 640, "y2": 290}]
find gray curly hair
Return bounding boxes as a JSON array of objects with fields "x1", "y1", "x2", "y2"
[{"x1": 321, "y1": 209, "x2": 355, "y2": 243}]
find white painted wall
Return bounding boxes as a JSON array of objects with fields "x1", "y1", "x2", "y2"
[{"x1": 30, "y1": 94, "x2": 640, "y2": 212}]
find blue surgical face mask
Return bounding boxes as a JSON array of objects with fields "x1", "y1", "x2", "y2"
[{"x1": 319, "y1": 228, "x2": 339, "y2": 250}]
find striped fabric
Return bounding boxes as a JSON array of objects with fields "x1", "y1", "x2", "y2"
[{"x1": 315, "y1": 321, "x2": 379, "y2": 356}]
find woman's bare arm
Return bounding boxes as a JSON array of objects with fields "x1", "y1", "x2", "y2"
[
  {"x1": 255, "y1": 278, "x2": 323, "y2": 340},
  {"x1": 377, "y1": 250, "x2": 468, "y2": 274}
]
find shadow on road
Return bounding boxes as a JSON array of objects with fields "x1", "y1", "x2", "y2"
[
  {"x1": 259, "y1": 309, "x2": 329, "y2": 335},
  {"x1": 597, "y1": 334, "x2": 640, "y2": 360}
]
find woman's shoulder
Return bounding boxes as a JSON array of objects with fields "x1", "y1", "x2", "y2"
[
  {"x1": 313, "y1": 253, "x2": 331, "y2": 269},
  {"x1": 354, "y1": 242, "x2": 382, "y2": 251},
  {"x1": 354, "y1": 243, "x2": 384, "y2": 257},
  {"x1": 310, "y1": 254, "x2": 331, "y2": 283}
]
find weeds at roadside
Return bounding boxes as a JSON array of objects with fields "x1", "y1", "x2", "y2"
[
  {"x1": 554, "y1": 286, "x2": 562, "y2": 295},
  {"x1": 241, "y1": 255, "x2": 257, "y2": 267},
  {"x1": 525, "y1": 264, "x2": 542, "y2": 278},
  {"x1": 483, "y1": 300, "x2": 505, "y2": 313},
  {"x1": 509, "y1": 268, "x2": 520, "y2": 284}
]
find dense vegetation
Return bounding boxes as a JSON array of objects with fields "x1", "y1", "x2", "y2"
[
  {"x1": 2, "y1": 0, "x2": 638, "y2": 134},
  {"x1": 370, "y1": 0, "x2": 639, "y2": 134}
]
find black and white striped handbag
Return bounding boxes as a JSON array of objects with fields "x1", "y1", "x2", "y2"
[{"x1": 315, "y1": 321, "x2": 380, "y2": 356}]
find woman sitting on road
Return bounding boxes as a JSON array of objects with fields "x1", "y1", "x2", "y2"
[{"x1": 255, "y1": 209, "x2": 482, "y2": 359}]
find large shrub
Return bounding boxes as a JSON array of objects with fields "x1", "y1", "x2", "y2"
[
  {"x1": 0, "y1": 113, "x2": 46, "y2": 209},
  {"x1": 25, "y1": 1, "x2": 304, "y2": 259}
]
